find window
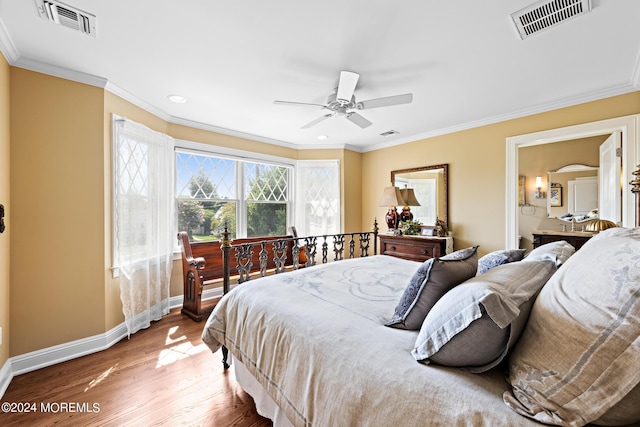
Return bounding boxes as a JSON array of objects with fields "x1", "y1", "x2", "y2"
[
  {"x1": 175, "y1": 148, "x2": 292, "y2": 241},
  {"x1": 245, "y1": 162, "x2": 289, "y2": 237},
  {"x1": 113, "y1": 122, "x2": 341, "y2": 250},
  {"x1": 113, "y1": 117, "x2": 175, "y2": 269},
  {"x1": 295, "y1": 160, "x2": 340, "y2": 236}
]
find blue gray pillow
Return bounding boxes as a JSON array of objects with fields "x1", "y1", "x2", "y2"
[{"x1": 386, "y1": 246, "x2": 478, "y2": 330}]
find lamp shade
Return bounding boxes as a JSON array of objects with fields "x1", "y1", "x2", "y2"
[
  {"x1": 400, "y1": 188, "x2": 420, "y2": 206},
  {"x1": 535, "y1": 176, "x2": 543, "y2": 188},
  {"x1": 378, "y1": 186, "x2": 406, "y2": 207}
]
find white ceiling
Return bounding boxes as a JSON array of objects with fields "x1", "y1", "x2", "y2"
[{"x1": 1, "y1": 0, "x2": 639, "y2": 152}]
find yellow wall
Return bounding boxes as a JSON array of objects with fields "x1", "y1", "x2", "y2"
[
  {"x1": 0, "y1": 53, "x2": 10, "y2": 367},
  {"x1": 10, "y1": 69, "x2": 106, "y2": 355},
  {"x1": 362, "y1": 91, "x2": 640, "y2": 256}
]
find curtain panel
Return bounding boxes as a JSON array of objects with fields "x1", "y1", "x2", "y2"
[{"x1": 113, "y1": 116, "x2": 175, "y2": 337}]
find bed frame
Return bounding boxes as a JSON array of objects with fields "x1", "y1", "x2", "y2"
[{"x1": 178, "y1": 232, "x2": 297, "y2": 321}]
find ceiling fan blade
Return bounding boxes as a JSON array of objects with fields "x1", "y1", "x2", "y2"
[
  {"x1": 336, "y1": 71, "x2": 359, "y2": 102},
  {"x1": 274, "y1": 100, "x2": 327, "y2": 108},
  {"x1": 301, "y1": 113, "x2": 333, "y2": 129},
  {"x1": 356, "y1": 93, "x2": 413, "y2": 110},
  {"x1": 346, "y1": 112, "x2": 372, "y2": 129}
]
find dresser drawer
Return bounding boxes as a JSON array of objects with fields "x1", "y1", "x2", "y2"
[
  {"x1": 383, "y1": 240, "x2": 439, "y2": 260},
  {"x1": 378, "y1": 235, "x2": 450, "y2": 262}
]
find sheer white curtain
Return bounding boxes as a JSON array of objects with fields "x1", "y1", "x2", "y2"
[
  {"x1": 113, "y1": 116, "x2": 175, "y2": 337},
  {"x1": 295, "y1": 160, "x2": 340, "y2": 236}
]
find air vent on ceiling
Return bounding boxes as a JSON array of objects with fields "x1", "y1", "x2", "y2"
[
  {"x1": 35, "y1": 0, "x2": 96, "y2": 37},
  {"x1": 510, "y1": 0, "x2": 591, "y2": 40},
  {"x1": 380, "y1": 130, "x2": 399, "y2": 137}
]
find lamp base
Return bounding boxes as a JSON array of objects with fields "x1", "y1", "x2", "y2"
[
  {"x1": 385, "y1": 208, "x2": 398, "y2": 231},
  {"x1": 400, "y1": 207, "x2": 413, "y2": 222}
]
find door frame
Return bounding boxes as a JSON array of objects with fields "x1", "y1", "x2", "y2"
[{"x1": 505, "y1": 114, "x2": 640, "y2": 249}]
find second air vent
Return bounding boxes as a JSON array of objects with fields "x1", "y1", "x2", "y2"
[{"x1": 511, "y1": 0, "x2": 591, "y2": 39}]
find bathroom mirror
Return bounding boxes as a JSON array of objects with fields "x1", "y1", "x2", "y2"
[
  {"x1": 547, "y1": 164, "x2": 599, "y2": 221},
  {"x1": 391, "y1": 164, "x2": 448, "y2": 226}
]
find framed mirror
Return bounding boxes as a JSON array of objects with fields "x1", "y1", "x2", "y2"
[{"x1": 391, "y1": 164, "x2": 448, "y2": 226}]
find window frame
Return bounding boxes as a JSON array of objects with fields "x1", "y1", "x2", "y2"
[{"x1": 173, "y1": 139, "x2": 296, "y2": 241}]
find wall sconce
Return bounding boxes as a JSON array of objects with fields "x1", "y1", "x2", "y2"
[
  {"x1": 535, "y1": 176, "x2": 546, "y2": 199},
  {"x1": 399, "y1": 187, "x2": 421, "y2": 222},
  {"x1": 378, "y1": 186, "x2": 406, "y2": 231}
]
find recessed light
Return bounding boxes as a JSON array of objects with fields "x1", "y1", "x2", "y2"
[
  {"x1": 317, "y1": 135, "x2": 328, "y2": 140},
  {"x1": 168, "y1": 95, "x2": 188, "y2": 104}
]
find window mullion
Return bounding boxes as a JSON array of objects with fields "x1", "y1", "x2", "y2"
[
  {"x1": 237, "y1": 160, "x2": 247, "y2": 238},
  {"x1": 287, "y1": 167, "x2": 294, "y2": 229}
]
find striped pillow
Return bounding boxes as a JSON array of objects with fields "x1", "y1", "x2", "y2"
[{"x1": 504, "y1": 227, "x2": 640, "y2": 426}]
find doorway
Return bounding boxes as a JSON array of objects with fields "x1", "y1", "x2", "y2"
[{"x1": 505, "y1": 114, "x2": 639, "y2": 249}]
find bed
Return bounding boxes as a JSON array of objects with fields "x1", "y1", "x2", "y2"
[
  {"x1": 203, "y1": 254, "x2": 548, "y2": 426},
  {"x1": 202, "y1": 173, "x2": 640, "y2": 426}
]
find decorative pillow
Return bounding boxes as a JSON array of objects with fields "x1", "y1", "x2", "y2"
[
  {"x1": 522, "y1": 240, "x2": 574, "y2": 266},
  {"x1": 412, "y1": 259, "x2": 557, "y2": 373},
  {"x1": 385, "y1": 246, "x2": 478, "y2": 330},
  {"x1": 504, "y1": 227, "x2": 640, "y2": 426},
  {"x1": 477, "y1": 249, "x2": 526, "y2": 275}
]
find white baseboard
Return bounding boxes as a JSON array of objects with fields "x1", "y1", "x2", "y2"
[
  {"x1": 10, "y1": 323, "x2": 130, "y2": 377},
  {"x1": 0, "y1": 359, "x2": 12, "y2": 398},
  {"x1": 1, "y1": 290, "x2": 224, "y2": 399}
]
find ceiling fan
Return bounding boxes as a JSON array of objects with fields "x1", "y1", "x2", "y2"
[{"x1": 273, "y1": 71, "x2": 413, "y2": 129}]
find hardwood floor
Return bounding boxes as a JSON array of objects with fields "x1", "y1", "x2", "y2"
[{"x1": 1, "y1": 306, "x2": 272, "y2": 427}]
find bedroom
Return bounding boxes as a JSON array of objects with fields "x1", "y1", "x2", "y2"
[{"x1": 1, "y1": 0, "x2": 640, "y2": 424}]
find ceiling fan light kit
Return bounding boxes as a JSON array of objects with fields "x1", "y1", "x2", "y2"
[{"x1": 274, "y1": 70, "x2": 413, "y2": 130}]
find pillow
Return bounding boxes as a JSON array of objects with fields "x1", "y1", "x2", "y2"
[
  {"x1": 477, "y1": 249, "x2": 526, "y2": 275},
  {"x1": 522, "y1": 240, "x2": 574, "y2": 266},
  {"x1": 412, "y1": 259, "x2": 557, "y2": 373},
  {"x1": 385, "y1": 246, "x2": 478, "y2": 330},
  {"x1": 504, "y1": 227, "x2": 640, "y2": 426}
]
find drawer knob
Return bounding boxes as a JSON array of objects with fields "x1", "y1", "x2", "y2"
[
  {"x1": 390, "y1": 245, "x2": 396, "y2": 250},
  {"x1": 421, "y1": 249, "x2": 428, "y2": 254}
]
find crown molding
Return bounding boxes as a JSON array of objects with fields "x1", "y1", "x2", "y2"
[
  {"x1": 168, "y1": 115, "x2": 300, "y2": 151},
  {"x1": 361, "y1": 81, "x2": 638, "y2": 153},
  {"x1": 105, "y1": 81, "x2": 172, "y2": 122},
  {"x1": 13, "y1": 56, "x2": 108, "y2": 88}
]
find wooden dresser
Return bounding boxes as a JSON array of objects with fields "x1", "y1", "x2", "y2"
[
  {"x1": 531, "y1": 230, "x2": 596, "y2": 251},
  {"x1": 378, "y1": 234, "x2": 453, "y2": 262}
]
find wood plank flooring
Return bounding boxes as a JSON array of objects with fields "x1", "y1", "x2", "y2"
[{"x1": 1, "y1": 306, "x2": 272, "y2": 427}]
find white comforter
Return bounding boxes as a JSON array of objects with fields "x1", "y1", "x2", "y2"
[{"x1": 202, "y1": 255, "x2": 542, "y2": 426}]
